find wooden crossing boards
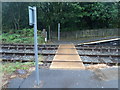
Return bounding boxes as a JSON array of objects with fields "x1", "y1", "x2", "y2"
[{"x1": 50, "y1": 44, "x2": 85, "y2": 69}]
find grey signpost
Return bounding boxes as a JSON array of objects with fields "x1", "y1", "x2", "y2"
[
  {"x1": 58, "y1": 23, "x2": 60, "y2": 41},
  {"x1": 28, "y1": 6, "x2": 40, "y2": 86}
]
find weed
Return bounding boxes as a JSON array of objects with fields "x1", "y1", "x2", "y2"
[{"x1": 2, "y1": 62, "x2": 34, "y2": 74}]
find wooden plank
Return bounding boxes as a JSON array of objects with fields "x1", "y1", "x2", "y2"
[
  {"x1": 53, "y1": 55, "x2": 81, "y2": 61},
  {"x1": 50, "y1": 44, "x2": 85, "y2": 69},
  {"x1": 80, "y1": 38, "x2": 120, "y2": 45},
  {"x1": 50, "y1": 62, "x2": 84, "y2": 69}
]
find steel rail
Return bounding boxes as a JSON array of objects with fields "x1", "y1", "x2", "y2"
[
  {"x1": 1, "y1": 58, "x2": 119, "y2": 66},
  {"x1": 1, "y1": 44, "x2": 59, "y2": 47},
  {"x1": 42, "y1": 61, "x2": 119, "y2": 66},
  {"x1": 1, "y1": 52, "x2": 119, "y2": 57},
  {"x1": 1, "y1": 46, "x2": 120, "y2": 51},
  {"x1": 2, "y1": 46, "x2": 58, "y2": 50},
  {"x1": 1, "y1": 43, "x2": 119, "y2": 48}
]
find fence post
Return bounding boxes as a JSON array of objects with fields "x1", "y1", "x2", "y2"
[
  {"x1": 49, "y1": 25, "x2": 50, "y2": 40},
  {"x1": 58, "y1": 23, "x2": 60, "y2": 41}
]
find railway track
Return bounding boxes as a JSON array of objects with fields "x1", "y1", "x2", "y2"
[
  {"x1": 1, "y1": 44, "x2": 59, "y2": 47},
  {"x1": 1, "y1": 43, "x2": 119, "y2": 47},
  {"x1": 1, "y1": 46, "x2": 119, "y2": 51},
  {"x1": 1, "y1": 52, "x2": 119, "y2": 57},
  {"x1": 1, "y1": 43, "x2": 119, "y2": 53},
  {"x1": 1, "y1": 43, "x2": 119, "y2": 66},
  {"x1": 1, "y1": 54, "x2": 119, "y2": 66}
]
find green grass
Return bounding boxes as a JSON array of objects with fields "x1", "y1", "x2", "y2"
[
  {"x1": 2, "y1": 62, "x2": 34, "y2": 74},
  {"x1": 1, "y1": 54, "x2": 44, "y2": 74}
]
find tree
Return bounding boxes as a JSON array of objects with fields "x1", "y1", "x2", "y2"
[{"x1": 2, "y1": 2, "x2": 119, "y2": 32}]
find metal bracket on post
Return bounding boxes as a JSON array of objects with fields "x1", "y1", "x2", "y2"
[{"x1": 28, "y1": 6, "x2": 40, "y2": 86}]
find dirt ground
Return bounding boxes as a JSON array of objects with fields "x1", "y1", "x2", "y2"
[{"x1": 85, "y1": 64, "x2": 110, "y2": 70}]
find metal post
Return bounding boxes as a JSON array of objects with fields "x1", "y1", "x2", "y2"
[
  {"x1": 58, "y1": 23, "x2": 60, "y2": 41},
  {"x1": 76, "y1": 33, "x2": 77, "y2": 39},
  {"x1": 33, "y1": 6, "x2": 40, "y2": 86},
  {"x1": 45, "y1": 31, "x2": 47, "y2": 42},
  {"x1": 49, "y1": 25, "x2": 50, "y2": 40}
]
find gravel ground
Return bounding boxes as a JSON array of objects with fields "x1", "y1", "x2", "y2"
[
  {"x1": 77, "y1": 50, "x2": 118, "y2": 55},
  {"x1": 80, "y1": 56, "x2": 117, "y2": 63},
  {"x1": 2, "y1": 55, "x2": 54, "y2": 62}
]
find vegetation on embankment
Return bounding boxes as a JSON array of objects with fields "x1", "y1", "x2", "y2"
[{"x1": 1, "y1": 28, "x2": 45, "y2": 44}]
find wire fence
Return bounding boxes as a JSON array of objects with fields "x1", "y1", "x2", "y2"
[{"x1": 50, "y1": 28, "x2": 119, "y2": 41}]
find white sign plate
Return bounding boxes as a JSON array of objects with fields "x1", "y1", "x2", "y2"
[{"x1": 28, "y1": 6, "x2": 34, "y2": 26}]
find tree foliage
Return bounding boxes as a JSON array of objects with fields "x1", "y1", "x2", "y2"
[{"x1": 2, "y1": 2, "x2": 119, "y2": 32}]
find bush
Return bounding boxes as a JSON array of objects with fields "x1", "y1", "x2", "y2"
[
  {"x1": 2, "y1": 28, "x2": 45, "y2": 44},
  {"x1": 2, "y1": 62, "x2": 34, "y2": 74}
]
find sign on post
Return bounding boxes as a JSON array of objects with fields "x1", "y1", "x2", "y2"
[
  {"x1": 28, "y1": 6, "x2": 40, "y2": 86},
  {"x1": 28, "y1": 6, "x2": 34, "y2": 26}
]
